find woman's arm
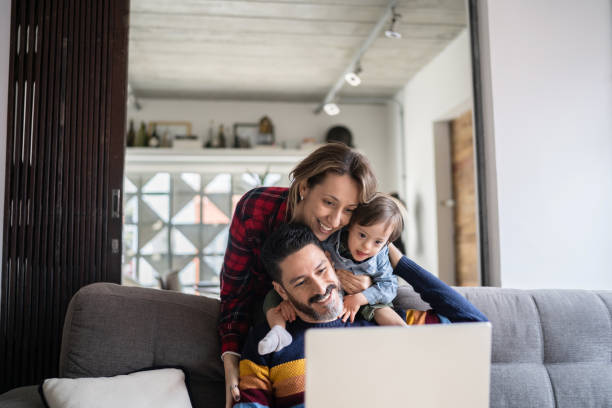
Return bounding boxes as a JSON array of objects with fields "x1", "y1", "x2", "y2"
[{"x1": 388, "y1": 244, "x2": 488, "y2": 322}]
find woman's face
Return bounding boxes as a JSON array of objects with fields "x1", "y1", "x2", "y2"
[{"x1": 294, "y1": 173, "x2": 360, "y2": 241}]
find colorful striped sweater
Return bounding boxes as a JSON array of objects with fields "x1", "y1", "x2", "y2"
[{"x1": 235, "y1": 256, "x2": 488, "y2": 408}]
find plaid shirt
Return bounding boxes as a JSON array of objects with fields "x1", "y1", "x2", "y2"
[{"x1": 219, "y1": 186, "x2": 290, "y2": 355}]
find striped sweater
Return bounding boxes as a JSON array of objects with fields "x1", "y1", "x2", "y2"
[{"x1": 235, "y1": 256, "x2": 488, "y2": 408}]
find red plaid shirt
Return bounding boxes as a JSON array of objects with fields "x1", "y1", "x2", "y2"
[{"x1": 219, "y1": 186, "x2": 290, "y2": 355}]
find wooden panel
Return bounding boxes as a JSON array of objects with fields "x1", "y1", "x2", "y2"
[
  {"x1": 450, "y1": 110, "x2": 479, "y2": 286},
  {"x1": 1, "y1": 0, "x2": 129, "y2": 392}
]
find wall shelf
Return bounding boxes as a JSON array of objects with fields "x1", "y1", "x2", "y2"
[{"x1": 125, "y1": 147, "x2": 315, "y2": 173}]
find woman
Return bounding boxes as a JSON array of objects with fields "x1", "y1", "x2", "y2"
[{"x1": 219, "y1": 143, "x2": 377, "y2": 407}]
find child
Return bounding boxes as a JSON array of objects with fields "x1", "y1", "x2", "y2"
[{"x1": 258, "y1": 193, "x2": 407, "y2": 355}]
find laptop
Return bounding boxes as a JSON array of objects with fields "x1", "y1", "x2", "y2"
[{"x1": 305, "y1": 322, "x2": 492, "y2": 408}]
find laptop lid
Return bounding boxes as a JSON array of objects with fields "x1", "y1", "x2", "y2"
[{"x1": 305, "y1": 322, "x2": 492, "y2": 408}]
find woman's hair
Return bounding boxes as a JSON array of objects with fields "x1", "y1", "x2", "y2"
[
  {"x1": 349, "y1": 193, "x2": 406, "y2": 242},
  {"x1": 288, "y1": 143, "x2": 377, "y2": 219}
]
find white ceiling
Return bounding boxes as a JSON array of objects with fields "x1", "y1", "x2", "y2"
[{"x1": 128, "y1": 0, "x2": 467, "y2": 102}]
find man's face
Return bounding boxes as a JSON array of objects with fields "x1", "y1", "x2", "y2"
[{"x1": 273, "y1": 243, "x2": 343, "y2": 323}]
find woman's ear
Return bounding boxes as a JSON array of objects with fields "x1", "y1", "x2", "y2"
[
  {"x1": 298, "y1": 181, "x2": 308, "y2": 200},
  {"x1": 272, "y1": 281, "x2": 289, "y2": 301}
]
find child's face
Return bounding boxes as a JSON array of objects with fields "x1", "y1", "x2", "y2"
[{"x1": 347, "y1": 221, "x2": 394, "y2": 262}]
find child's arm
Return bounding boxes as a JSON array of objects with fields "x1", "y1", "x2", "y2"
[
  {"x1": 340, "y1": 292, "x2": 368, "y2": 323},
  {"x1": 360, "y1": 245, "x2": 398, "y2": 305},
  {"x1": 259, "y1": 290, "x2": 295, "y2": 355}
]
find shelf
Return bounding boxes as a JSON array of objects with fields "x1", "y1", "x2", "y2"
[{"x1": 125, "y1": 147, "x2": 315, "y2": 173}]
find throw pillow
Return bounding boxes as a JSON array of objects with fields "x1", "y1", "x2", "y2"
[{"x1": 39, "y1": 367, "x2": 192, "y2": 408}]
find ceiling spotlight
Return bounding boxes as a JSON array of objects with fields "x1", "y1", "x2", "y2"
[
  {"x1": 344, "y1": 63, "x2": 362, "y2": 87},
  {"x1": 323, "y1": 102, "x2": 340, "y2": 116},
  {"x1": 384, "y1": 7, "x2": 402, "y2": 39}
]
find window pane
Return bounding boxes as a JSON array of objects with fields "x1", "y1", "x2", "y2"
[
  {"x1": 171, "y1": 228, "x2": 198, "y2": 255},
  {"x1": 172, "y1": 195, "x2": 201, "y2": 224},
  {"x1": 142, "y1": 195, "x2": 169, "y2": 222},
  {"x1": 143, "y1": 172, "x2": 170, "y2": 193}
]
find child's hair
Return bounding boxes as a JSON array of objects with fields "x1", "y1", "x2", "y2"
[{"x1": 350, "y1": 193, "x2": 405, "y2": 242}]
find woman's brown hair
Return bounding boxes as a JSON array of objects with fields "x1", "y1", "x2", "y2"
[{"x1": 288, "y1": 143, "x2": 377, "y2": 220}]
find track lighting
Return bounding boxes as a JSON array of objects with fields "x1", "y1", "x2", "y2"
[
  {"x1": 344, "y1": 63, "x2": 362, "y2": 87},
  {"x1": 323, "y1": 102, "x2": 340, "y2": 116},
  {"x1": 384, "y1": 7, "x2": 402, "y2": 39}
]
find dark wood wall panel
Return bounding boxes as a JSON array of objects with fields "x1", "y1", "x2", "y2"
[{"x1": 1, "y1": 0, "x2": 128, "y2": 391}]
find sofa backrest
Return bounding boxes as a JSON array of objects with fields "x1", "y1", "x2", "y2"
[
  {"x1": 61, "y1": 283, "x2": 612, "y2": 408},
  {"x1": 60, "y1": 283, "x2": 225, "y2": 408},
  {"x1": 396, "y1": 286, "x2": 612, "y2": 408}
]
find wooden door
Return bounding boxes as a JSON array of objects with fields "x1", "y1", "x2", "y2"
[
  {"x1": 1, "y1": 0, "x2": 129, "y2": 391},
  {"x1": 450, "y1": 111, "x2": 479, "y2": 286}
]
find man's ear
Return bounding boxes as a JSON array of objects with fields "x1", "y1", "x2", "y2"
[{"x1": 272, "y1": 281, "x2": 289, "y2": 301}]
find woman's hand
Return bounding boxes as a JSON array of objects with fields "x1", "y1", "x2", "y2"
[
  {"x1": 336, "y1": 269, "x2": 372, "y2": 294},
  {"x1": 223, "y1": 353, "x2": 240, "y2": 408},
  {"x1": 340, "y1": 293, "x2": 368, "y2": 323}
]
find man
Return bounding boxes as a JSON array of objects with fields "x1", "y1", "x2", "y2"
[{"x1": 234, "y1": 223, "x2": 486, "y2": 408}]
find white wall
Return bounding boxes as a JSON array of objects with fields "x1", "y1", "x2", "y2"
[
  {"x1": 127, "y1": 99, "x2": 398, "y2": 193},
  {"x1": 0, "y1": 0, "x2": 12, "y2": 259},
  {"x1": 398, "y1": 29, "x2": 473, "y2": 276},
  {"x1": 483, "y1": 0, "x2": 612, "y2": 289}
]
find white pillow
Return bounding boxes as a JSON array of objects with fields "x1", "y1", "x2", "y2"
[{"x1": 40, "y1": 368, "x2": 192, "y2": 408}]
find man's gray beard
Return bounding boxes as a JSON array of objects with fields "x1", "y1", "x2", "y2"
[{"x1": 286, "y1": 287, "x2": 344, "y2": 322}]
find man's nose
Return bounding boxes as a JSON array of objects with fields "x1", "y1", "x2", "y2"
[{"x1": 312, "y1": 276, "x2": 328, "y2": 295}]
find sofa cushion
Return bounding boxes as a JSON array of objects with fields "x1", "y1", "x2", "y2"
[
  {"x1": 0, "y1": 385, "x2": 45, "y2": 408},
  {"x1": 40, "y1": 368, "x2": 191, "y2": 408}
]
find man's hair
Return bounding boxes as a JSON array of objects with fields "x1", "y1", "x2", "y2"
[
  {"x1": 261, "y1": 223, "x2": 323, "y2": 283},
  {"x1": 350, "y1": 193, "x2": 406, "y2": 242}
]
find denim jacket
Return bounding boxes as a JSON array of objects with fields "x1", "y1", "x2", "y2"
[{"x1": 322, "y1": 230, "x2": 398, "y2": 305}]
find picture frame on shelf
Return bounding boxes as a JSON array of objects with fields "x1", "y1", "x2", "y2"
[
  {"x1": 233, "y1": 123, "x2": 258, "y2": 148},
  {"x1": 147, "y1": 121, "x2": 193, "y2": 148}
]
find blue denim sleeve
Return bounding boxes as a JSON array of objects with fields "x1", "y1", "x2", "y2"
[
  {"x1": 361, "y1": 245, "x2": 398, "y2": 305},
  {"x1": 394, "y1": 256, "x2": 488, "y2": 322}
]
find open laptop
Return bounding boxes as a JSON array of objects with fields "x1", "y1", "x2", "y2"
[{"x1": 305, "y1": 322, "x2": 492, "y2": 408}]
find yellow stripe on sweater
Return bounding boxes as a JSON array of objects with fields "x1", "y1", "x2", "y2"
[
  {"x1": 275, "y1": 374, "x2": 306, "y2": 398},
  {"x1": 405, "y1": 309, "x2": 428, "y2": 325},
  {"x1": 240, "y1": 359, "x2": 271, "y2": 390},
  {"x1": 269, "y1": 358, "x2": 305, "y2": 383}
]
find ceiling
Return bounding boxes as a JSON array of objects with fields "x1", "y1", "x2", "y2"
[{"x1": 128, "y1": 0, "x2": 467, "y2": 102}]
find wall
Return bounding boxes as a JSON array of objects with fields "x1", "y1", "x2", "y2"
[
  {"x1": 127, "y1": 99, "x2": 398, "y2": 193},
  {"x1": 398, "y1": 29, "x2": 473, "y2": 276},
  {"x1": 483, "y1": 0, "x2": 612, "y2": 289},
  {"x1": 0, "y1": 1, "x2": 12, "y2": 259}
]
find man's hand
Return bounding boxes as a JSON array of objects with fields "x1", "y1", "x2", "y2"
[
  {"x1": 336, "y1": 269, "x2": 372, "y2": 294},
  {"x1": 223, "y1": 353, "x2": 240, "y2": 407},
  {"x1": 340, "y1": 293, "x2": 368, "y2": 323}
]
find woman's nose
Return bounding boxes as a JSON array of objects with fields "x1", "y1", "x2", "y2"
[{"x1": 329, "y1": 209, "x2": 342, "y2": 228}]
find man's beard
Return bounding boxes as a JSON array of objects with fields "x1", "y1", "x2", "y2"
[{"x1": 285, "y1": 284, "x2": 344, "y2": 321}]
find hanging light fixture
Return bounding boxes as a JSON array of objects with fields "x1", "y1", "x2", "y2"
[
  {"x1": 344, "y1": 62, "x2": 362, "y2": 87},
  {"x1": 384, "y1": 7, "x2": 402, "y2": 39},
  {"x1": 323, "y1": 102, "x2": 340, "y2": 116}
]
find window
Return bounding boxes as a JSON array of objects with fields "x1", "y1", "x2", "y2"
[{"x1": 122, "y1": 170, "x2": 287, "y2": 296}]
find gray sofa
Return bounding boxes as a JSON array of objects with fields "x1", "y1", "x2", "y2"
[{"x1": 1, "y1": 282, "x2": 611, "y2": 407}]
